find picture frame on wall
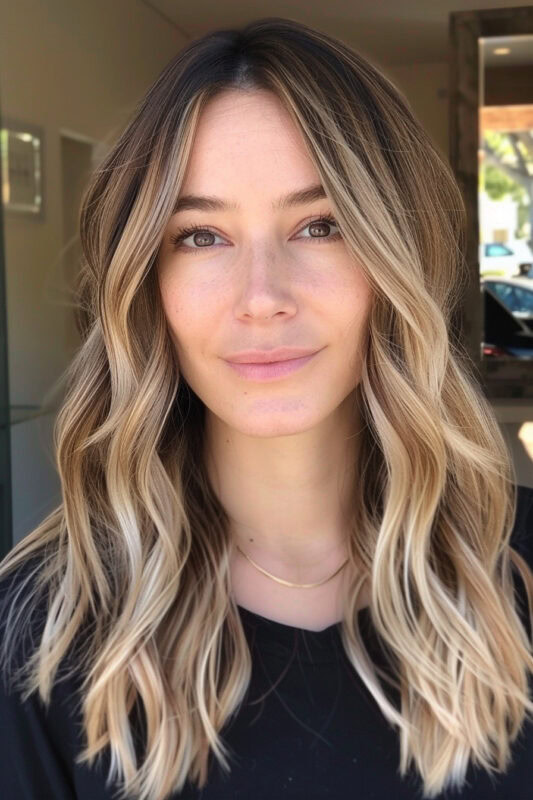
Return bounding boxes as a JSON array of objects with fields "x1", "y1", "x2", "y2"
[{"x1": 0, "y1": 117, "x2": 44, "y2": 219}]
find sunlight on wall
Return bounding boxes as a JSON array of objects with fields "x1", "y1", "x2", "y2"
[{"x1": 518, "y1": 422, "x2": 533, "y2": 460}]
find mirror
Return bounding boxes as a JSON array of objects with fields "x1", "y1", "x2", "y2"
[
  {"x1": 479, "y1": 34, "x2": 533, "y2": 358},
  {"x1": 450, "y1": 7, "x2": 533, "y2": 398}
]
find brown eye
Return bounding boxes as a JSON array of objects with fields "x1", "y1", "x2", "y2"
[
  {"x1": 169, "y1": 226, "x2": 224, "y2": 250},
  {"x1": 308, "y1": 221, "x2": 332, "y2": 237},
  {"x1": 189, "y1": 231, "x2": 216, "y2": 247},
  {"x1": 297, "y1": 215, "x2": 340, "y2": 242}
]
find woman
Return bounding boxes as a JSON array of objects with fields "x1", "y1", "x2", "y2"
[{"x1": 1, "y1": 16, "x2": 532, "y2": 800}]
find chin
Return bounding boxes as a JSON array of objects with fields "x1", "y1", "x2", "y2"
[{"x1": 222, "y1": 407, "x2": 326, "y2": 438}]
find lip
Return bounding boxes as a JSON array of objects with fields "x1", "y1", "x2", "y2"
[
  {"x1": 224, "y1": 347, "x2": 319, "y2": 364},
  {"x1": 224, "y1": 351, "x2": 320, "y2": 381}
]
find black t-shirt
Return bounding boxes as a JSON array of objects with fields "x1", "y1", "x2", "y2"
[{"x1": 1, "y1": 485, "x2": 532, "y2": 799}]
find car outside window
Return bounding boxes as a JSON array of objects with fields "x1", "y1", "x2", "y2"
[{"x1": 485, "y1": 243, "x2": 513, "y2": 257}]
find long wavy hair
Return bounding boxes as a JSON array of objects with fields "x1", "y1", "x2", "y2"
[{"x1": 1, "y1": 16, "x2": 532, "y2": 800}]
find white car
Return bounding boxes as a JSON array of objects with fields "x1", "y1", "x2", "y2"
[{"x1": 479, "y1": 240, "x2": 533, "y2": 278}]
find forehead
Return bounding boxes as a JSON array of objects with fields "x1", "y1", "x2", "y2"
[{"x1": 179, "y1": 89, "x2": 320, "y2": 195}]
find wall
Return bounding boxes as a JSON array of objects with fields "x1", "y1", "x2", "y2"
[
  {"x1": 386, "y1": 61, "x2": 450, "y2": 162},
  {"x1": 0, "y1": 0, "x2": 187, "y2": 542}
]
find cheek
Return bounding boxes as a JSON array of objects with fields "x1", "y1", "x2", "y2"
[
  {"x1": 332, "y1": 270, "x2": 373, "y2": 327},
  {"x1": 335, "y1": 280, "x2": 373, "y2": 364},
  {"x1": 159, "y1": 273, "x2": 217, "y2": 348}
]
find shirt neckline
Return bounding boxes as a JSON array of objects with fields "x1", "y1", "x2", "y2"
[{"x1": 236, "y1": 603, "x2": 372, "y2": 664}]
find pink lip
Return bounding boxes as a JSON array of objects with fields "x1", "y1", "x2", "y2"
[
  {"x1": 225, "y1": 346, "x2": 319, "y2": 363},
  {"x1": 224, "y1": 352, "x2": 318, "y2": 380}
]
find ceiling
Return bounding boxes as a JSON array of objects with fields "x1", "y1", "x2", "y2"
[
  {"x1": 140, "y1": 0, "x2": 533, "y2": 66},
  {"x1": 481, "y1": 34, "x2": 533, "y2": 66}
]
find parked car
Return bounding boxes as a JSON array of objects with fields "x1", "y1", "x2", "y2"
[
  {"x1": 479, "y1": 240, "x2": 533, "y2": 278},
  {"x1": 481, "y1": 281, "x2": 533, "y2": 359},
  {"x1": 481, "y1": 277, "x2": 533, "y2": 332}
]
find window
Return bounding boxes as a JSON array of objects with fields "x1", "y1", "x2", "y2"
[
  {"x1": 485, "y1": 243, "x2": 513, "y2": 257},
  {"x1": 489, "y1": 283, "x2": 533, "y2": 314}
]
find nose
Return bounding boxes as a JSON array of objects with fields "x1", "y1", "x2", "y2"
[{"x1": 234, "y1": 243, "x2": 298, "y2": 321}]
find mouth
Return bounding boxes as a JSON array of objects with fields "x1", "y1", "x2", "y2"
[{"x1": 223, "y1": 351, "x2": 319, "y2": 381}]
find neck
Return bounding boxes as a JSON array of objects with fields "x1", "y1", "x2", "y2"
[{"x1": 203, "y1": 393, "x2": 361, "y2": 571}]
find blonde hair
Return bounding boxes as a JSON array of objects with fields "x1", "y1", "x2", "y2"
[{"x1": 1, "y1": 16, "x2": 532, "y2": 800}]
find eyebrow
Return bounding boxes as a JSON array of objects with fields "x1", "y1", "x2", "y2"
[{"x1": 172, "y1": 183, "x2": 328, "y2": 214}]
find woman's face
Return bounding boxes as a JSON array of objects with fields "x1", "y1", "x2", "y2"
[{"x1": 157, "y1": 88, "x2": 373, "y2": 438}]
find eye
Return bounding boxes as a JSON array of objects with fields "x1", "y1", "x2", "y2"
[
  {"x1": 168, "y1": 213, "x2": 342, "y2": 252},
  {"x1": 169, "y1": 224, "x2": 225, "y2": 251},
  {"x1": 295, "y1": 214, "x2": 341, "y2": 242}
]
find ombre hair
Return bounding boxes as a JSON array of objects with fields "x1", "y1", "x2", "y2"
[{"x1": 1, "y1": 16, "x2": 532, "y2": 800}]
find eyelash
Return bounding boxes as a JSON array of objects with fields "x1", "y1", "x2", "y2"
[{"x1": 168, "y1": 213, "x2": 341, "y2": 252}]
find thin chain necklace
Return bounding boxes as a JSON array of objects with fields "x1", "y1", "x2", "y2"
[{"x1": 235, "y1": 543, "x2": 349, "y2": 588}]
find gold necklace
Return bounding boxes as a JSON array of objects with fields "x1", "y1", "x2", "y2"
[{"x1": 235, "y1": 543, "x2": 349, "y2": 588}]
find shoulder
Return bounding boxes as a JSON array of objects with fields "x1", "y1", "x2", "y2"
[
  {"x1": 0, "y1": 552, "x2": 49, "y2": 630},
  {"x1": 0, "y1": 551, "x2": 47, "y2": 600},
  {"x1": 0, "y1": 553, "x2": 50, "y2": 695},
  {"x1": 0, "y1": 551, "x2": 86, "y2": 729},
  {"x1": 509, "y1": 484, "x2": 533, "y2": 639},
  {"x1": 510, "y1": 483, "x2": 533, "y2": 565},
  {"x1": 0, "y1": 557, "x2": 88, "y2": 796}
]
